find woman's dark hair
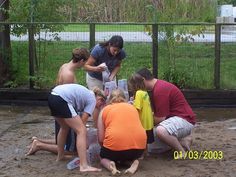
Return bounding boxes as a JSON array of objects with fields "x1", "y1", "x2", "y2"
[
  {"x1": 137, "y1": 68, "x2": 154, "y2": 80},
  {"x1": 99, "y1": 35, "x2": 124, "y2": 49}
]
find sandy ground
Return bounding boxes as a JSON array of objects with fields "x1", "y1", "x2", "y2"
[{"x1": 0, "y1": 105, "x2": 236, "y2": 177}]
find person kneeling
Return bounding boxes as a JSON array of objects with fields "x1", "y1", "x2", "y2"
[{"x1": 97, "y1": 89, "x2": 147, "y2": 174}]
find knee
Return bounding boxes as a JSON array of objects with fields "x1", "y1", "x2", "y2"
[
  {"x1": 59, "y1": 125, "x2": 69, "y2": 132},
  {"x1": 74, "y1": 125, "x2": 87, "y2": 136},
  {"x1": 156, "y1": 126, "x2": 167, "y2": 139}
]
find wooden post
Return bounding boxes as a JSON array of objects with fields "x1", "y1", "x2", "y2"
[
  {"x1": 214, "y1": 24, "x2": 221, "y2": 89},
  {"x1": 0, "y1": 0, "x2": 11, "y2": 85},
  {"x1": 89, "y1": 23, "x2": 95, "y2": 50},
  {"x1": 28, "y1": 25, "x2": 35, "y2": 89},
  {"x1": 152, "y1": 24, "x2": 158, "y2": 78}
]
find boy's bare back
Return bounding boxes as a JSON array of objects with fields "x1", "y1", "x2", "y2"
[{"x1": 56, "y1": 63, "x2": 76, "y2": 85}]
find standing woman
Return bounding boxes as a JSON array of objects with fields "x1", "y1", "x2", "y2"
[
  {"x1": 48, "y1": 83, "x2": 101, "y2": 172},
  {"x1": 84, "y1": 35, "x2": 126, "y2": 90}
]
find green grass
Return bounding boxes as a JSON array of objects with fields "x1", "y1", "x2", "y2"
[
  {"x1": 62, "y1": 24, "x2": 215, "y2": 34},
  {"x1": 63, "y1": 24, "x2": 146, "y2": 32},
  {"x1": 9, "y1": 41, "x2": 236, "y2": 89},
  {"x1": 221, "y1": 43, "x2": 236, "y2": 89}
]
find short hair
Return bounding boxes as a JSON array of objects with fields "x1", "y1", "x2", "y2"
[
  {"x1": 128, "y1": 73, "x2": 146, "y2": 95},
  {"x1": 136, "y1": 68, "x2": 154, "y2": 80},
  {"x1": 92, "y1": 86, "x2": 106, "y2": 100},
  {"x1": 72, "y1": 48, "x2": 90, "y2": 63}
]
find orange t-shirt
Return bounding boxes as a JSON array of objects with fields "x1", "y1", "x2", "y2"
[{"x1": 102, "y1": 102, "x2": 147, "y2": 151}]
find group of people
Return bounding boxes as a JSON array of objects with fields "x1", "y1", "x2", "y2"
[{"x1": 26, "y1": 35, "x2": 196, "y2": 174}]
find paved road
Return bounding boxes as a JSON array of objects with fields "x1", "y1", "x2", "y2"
[{"x1": 10, "y1": 31, "x2": 236, "y2": 42}]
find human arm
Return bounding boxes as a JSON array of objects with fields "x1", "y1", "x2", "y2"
[
  {"x1": 92, "y1": 107, "x2": 100, "y2": 128},
  {"x1": 81, "y1": 94, "x2": 97, "y2": 125},
  {"x1": 154, "y1": 116, "x2": 166, "y2": 125},
  {"x1": 81, "y1": 112, "x2": 90, "y2": 125},
  {"x1": 109, "y1": 62, "x2": 121, "y2": 81},
  {"x1": 84, "y1": 55, "x2": 106, "y2": 72},
  {"x1": 109, "y1": 50, "x2": 125, "y2": 81},
  {"x1": 97, "y1": 109, "x2": 105, "y2": 145}
]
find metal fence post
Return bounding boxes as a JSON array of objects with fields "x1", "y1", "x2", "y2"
[
  {"x1": 152, "y1": 24, "x2": 158, "y2": 78},
  {"x1": 215, "y1": 24, "x2": 221, "y2": 89},
  {"x1": 89, "y1": 23, "x2": 95, "y2": 50},
  {"x1": 28, "y1": 24, "x2": 35, "y2": 89}
]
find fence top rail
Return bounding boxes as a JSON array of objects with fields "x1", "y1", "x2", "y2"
[{"x1": 1, "y1": 22, "x2": 234, "y2": 26}]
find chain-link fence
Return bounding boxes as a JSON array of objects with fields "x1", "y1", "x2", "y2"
[{"x1": 0, "y1": 22, "x2": 236, "y2": 89}]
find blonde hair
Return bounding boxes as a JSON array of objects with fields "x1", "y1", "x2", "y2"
[
  {"x1": 92, "y1": 87, "x2": 106, "y2": 100},
  {"x1": 108, "y1": 89, "x2": 126, "y2": 104}
]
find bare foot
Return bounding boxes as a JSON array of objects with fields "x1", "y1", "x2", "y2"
[
  {"x1": 139, "y1": 151, "x2": 149, "y2": 160},
  {"x1": 63, "y1": 155, "x2": 74, "y2": 160},
  {"x1": 26, "y1": 136, "x2": 38, "y2": 148},
  {"x1": 31, "y1": 136, "x2": 38, "y2": 141},
  {"x1": 56, "y1": 154, "x2": 75, "y2": 161},
  {"x1": 25, "y1": 139, "x2": 39, "y2": 156},
  {"x1": 80, "y1": 166, "x2": 102, "y2": 172},
  {"x1": 124, "y1": 160, "x2": 139, "y2": 174},
  {"x1": 56, "y1": 155, "x2": 65, "y2": 161},
  {"x1": 109, "y1": 161, "x2": 120, "y2": 175},
  {"x1": 138, "y1": 155, "x2": 144, "y2": 160}
]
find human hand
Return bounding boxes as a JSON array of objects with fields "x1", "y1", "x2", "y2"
[
  {"x1": 108, "y1": 75, "x2": 114, "y2": 81},
  {"x1": 96, "y1": 63, "x2": 107, "y2": 72},
  {"x1": 154, "y1": 116, "x2": 166, "y2": 125},
  {"x1": 128, "y1": 96, "x2": 134, "y2": 104},
  {"x1": 96, "y1": 66, "x2": 106, "y2": 72}
]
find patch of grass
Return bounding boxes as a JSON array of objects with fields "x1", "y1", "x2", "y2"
[
  {"x1": 9, "y1": 41, "x2": 236, "y2": 89},
  {"x1": 11, "y1": 42, "x2": 29, "y2": 86},
  {"x1": 63, "y1": 24, "x2": 146, "y2": 32}
]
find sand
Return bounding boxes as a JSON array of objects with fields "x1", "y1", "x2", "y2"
[{"x1": 0, "y1": 105, "x2": 236, "y2": 177}]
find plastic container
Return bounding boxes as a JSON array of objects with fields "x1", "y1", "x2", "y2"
[
  {"x1": 118, "y1": 79, "x2": 129, "y2": 101},
  {"x1": 87, "y1": 143, "x2": 101, "y2": 165},
  {"x1": 87, "y1": 127, "x2": 98, "y2": 146},
  {"x1": 100, "y1": 63, "x2": 110, "y2": 84},
  {"x1": 104, "y1": 81, "x2": 117, "y2": 97},
  {"x1": 67, "y1": 157, "x2": 80, "y2": 170},
  {"x1": 118, "y1": 79, "x2": 128, "y2": 91}
]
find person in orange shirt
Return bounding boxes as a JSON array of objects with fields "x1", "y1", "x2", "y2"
[{"x1": 97, "y1": 89, "x2": 147, "y2": 175}]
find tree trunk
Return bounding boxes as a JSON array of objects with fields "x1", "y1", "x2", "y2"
[{"x1": 0, "y1": 0, "x2": 11, "y2": 86}]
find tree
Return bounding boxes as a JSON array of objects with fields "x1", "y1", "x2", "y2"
[
  {"x1": 9, "y1": 0, "x2": 67, "y2": 36},
  {"x1": 146, "y1": 0, "x2": 218, "y2": 88},
  {"x1": 0, "y1": 0, "x2": 11, "y2": 86},
  {"x1": 1, "y1": 0, "x2": 68, "y2": 88}
]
